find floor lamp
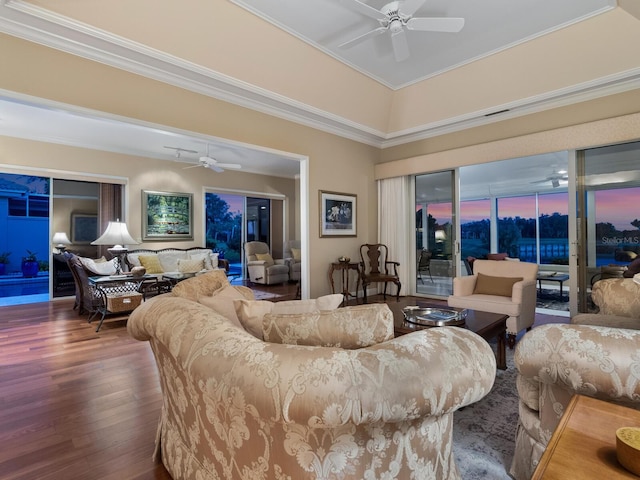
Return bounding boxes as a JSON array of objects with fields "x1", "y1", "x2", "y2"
[{"x1": 91, "y1": 220, "x2": 139, "y2": 275}]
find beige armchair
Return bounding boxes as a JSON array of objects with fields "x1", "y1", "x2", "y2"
[
  {"x1": 447, "y1": 259, "x2": 538, "y2": 348},
  {"x1": 283, "y1": 239, "x2": 301, "y2": 282},
  {"x1": 244, "y1": 241, "x2": 289, "y2": 285},
  {"x1": 510, "y1": 323, "x2": 640, "y2": 480}
]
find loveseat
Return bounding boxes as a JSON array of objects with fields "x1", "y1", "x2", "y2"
[{"x1": 128, "y1": 271, "x2": 497, "y2": 480}]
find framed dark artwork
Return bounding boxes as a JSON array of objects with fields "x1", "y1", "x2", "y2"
[
  {"x1": 319, "y1": 190, "x2": 357, "y2": 237},
  {"x1": 142, "y1": 190, "x2": 193, "y2": 241},
  {"x1": 71, "y1": 213, "x2": 98, "y2": 244}
]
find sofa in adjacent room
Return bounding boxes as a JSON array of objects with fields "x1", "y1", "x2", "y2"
[{"x1": 128, "y1": 271, "x2": 497, "y2": 480}]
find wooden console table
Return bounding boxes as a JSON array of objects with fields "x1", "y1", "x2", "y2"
[
  {"x1": 328, "y1": 262, "x2": 360, "y2": 305},
  {"x1": 532, "y1": 394, "x2": 640, "y2": 479}
]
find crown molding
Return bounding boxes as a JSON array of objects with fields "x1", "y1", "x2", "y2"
[{"x1": 1, "y1": 0, "x2": 639, "y2": 150}]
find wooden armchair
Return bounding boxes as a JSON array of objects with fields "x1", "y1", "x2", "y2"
[{"x1": 359, "y1": 243, "x2": 401, "y2": 303}]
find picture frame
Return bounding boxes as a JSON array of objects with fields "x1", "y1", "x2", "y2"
[
  {"x1": 71, "y1": 213, "x2": 98, "y2": 244},
  {"x1": 319, "y1": 190, "x2": 357, "y2": 237},
  {"x1": 142, "y1": 190, "x2": 193, "y2": 241}
]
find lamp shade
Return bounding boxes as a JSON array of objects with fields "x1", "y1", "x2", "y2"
[
  {"x1": 435, "y1": 230, "x2": 446, "y2": 242},
  {"x1": 91, "y1": 221, "x2": 139, "y2": 248},
  {"x1": 52, "y1": 232, "x2": 71, "y2": 247}
]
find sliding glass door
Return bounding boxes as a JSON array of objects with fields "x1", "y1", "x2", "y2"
[
  {"x1": 577, "y1": 141, "x2": 640, "y2": 312},
  {"x1": 415, "y1": 171, "x2": 456, "y2": 297},
  {"x1": 205, "y1": 192, "x2": 284, "y2": 280}
]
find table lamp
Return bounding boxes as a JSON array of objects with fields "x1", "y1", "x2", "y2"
[
  {"x1": 91, "y1": 220, "x2": 139, "y2": 275},
  {"x1": 52, "y1": 232, "x2": 72, "y2": 252}
]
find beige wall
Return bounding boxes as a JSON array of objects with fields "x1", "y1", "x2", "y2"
[{"x1": 0, "y1": 34, "x2": 380, "y2": 298}]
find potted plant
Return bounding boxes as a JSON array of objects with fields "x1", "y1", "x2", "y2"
[
  {"x1": 0, "y1": 251, "x2": 10, "y2": 276},
  {"x1": 21, "y1": 250, "x2": 40, "y2": 278}
]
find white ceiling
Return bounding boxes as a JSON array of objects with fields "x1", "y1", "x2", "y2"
[
  {"x1": 231, "y1": 0, "x2": 615, "y2": 89},
  {"x1": 0, "y1": 0, "x2": 631, "y2": 181}
]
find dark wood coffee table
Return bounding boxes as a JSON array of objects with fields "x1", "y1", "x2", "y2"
[{"x1": 388, "y1": 300, "x2": 508, "y2": 370}]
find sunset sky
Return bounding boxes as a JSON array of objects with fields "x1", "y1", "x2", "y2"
[{"x1": 423, "y1": 188, "x2": 640, "y2": 231}]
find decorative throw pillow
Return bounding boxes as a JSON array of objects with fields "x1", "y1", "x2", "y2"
[
  {"x1": 255, "y1": 253, "x2": 275, "y2": 266},
  {"x1": 473, "y1": 273, "x2": 522, "y2": 296},
  {"x1": 291, "y1": 248, "x2": 301, "y2": 261},
  {"x1": 138, "y1": 255, "x2": 163, "y2": 274},
  {"x1": 171, "y1": 270, "x2": 231, "y2": 301},
  {"x1": 157, "y1": 251, "x2": 187, "y2": 272},
  {"x1": 178, "y1": 258, "x2": 204, "y2": 274},
  {"x1": 189, "y1": 251, "x2": 218, "y2": 270},
  {"x1": 79, "y1": 256, "x2": 117, "y2": 275},
  {"x1": 235, "y1": 294, "x2": 344, "y2": 339},
  {"x1": 198, "y1": 285, "x2": 254, "y2": 329},
  {"x1": 487, "y1": 253, "x2": 509, "y2": 261},
  {"x1": 263, "y1": 304, "x2": 394, "y2": 349}
]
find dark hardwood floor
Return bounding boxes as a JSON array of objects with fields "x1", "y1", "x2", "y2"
[{"x1": 0, "y1": 284, "x2": 565, "y2": 479}]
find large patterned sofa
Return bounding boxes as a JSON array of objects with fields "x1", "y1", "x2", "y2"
[
  {"x1": 128, "y1": 271, "x2": 497, "y2": 480},
  {"x1": 510, "y1": 276, "x2": 640, "y2": 479}
]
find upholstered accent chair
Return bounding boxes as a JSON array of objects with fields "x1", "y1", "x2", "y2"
[
  {"x1": 244, "y1": 241, "x2": 289, "y2": 285},
  {"x1": 359, "y1": 243, "x2": 401, "y2": 302},
  {"x1": 510, "y1": 323, "x2": 640, "y2": 480},
  {"x1": 128, "y1": 271, "x2": 497, "y2": 480},
  {"x1": 447, "y1": 259, "x2": 539, "y2": 348},
  {"x1": 284, "y1": 239, "x2": 301, "y2": 282}
]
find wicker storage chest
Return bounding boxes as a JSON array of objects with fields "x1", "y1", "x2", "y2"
[{"x1": 106, "y1": 292, "x2": 142, "y2": 313}]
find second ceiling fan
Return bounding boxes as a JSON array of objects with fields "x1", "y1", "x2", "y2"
[
  {"x1": 183, "y1": 145, "x2": 242, "y2": 173},
  {"x1": 339, "y1": 0, "x2": 465, "y2": 62}
]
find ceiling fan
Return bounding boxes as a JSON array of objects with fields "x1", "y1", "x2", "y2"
[
  {"x1": 183, "y1": 145, "x2": 242, "y2": 173},
  {"x1": 532, "y1": 170, "x2": 569, "y2": 188},
  {"x1": 339, "y1": 0, "x2": 465, "y2": 62}
]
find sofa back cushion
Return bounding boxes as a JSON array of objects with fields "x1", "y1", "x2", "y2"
[
  {"x1": 263, "y1": 304, "x2": 394, "y2": 348},
  {"x1": 235, "y1": 294, "x2": 344, "y2": 339},
  {"x1": 171, "y1": 270, "x2": 230, "y2": 301},
  {"x1": 198, "y1": 285, "x2": 255, "y2": 329}
]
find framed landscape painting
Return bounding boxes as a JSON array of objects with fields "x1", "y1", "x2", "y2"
[
  {"x1": 319, "y1": 190, "x2": 357, "y2": 237},
  {"x1": 142, "y1": 190, "x2": 193, "y2": 241}
]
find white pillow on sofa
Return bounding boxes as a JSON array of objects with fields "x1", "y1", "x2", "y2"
[
  {"x1": 234, "y1": 294, "x2": 343, "y2": 339},
  {"x1": 189, "y1": 251, "x2": 219, "y2": 270},
  {"x1": 158, "y1": 251, "x2": 188, "y2": 272},
  {"x1": 79, "y1": 256, "x2": 117, "y2": 275}
]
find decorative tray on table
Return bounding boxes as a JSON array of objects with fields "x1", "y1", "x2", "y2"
[{"x1": 402, "y1": 306, "x2": 467, "y2": 327}]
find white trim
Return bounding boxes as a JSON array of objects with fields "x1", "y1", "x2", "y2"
[
  {"x1": 0, "y1": 1, "x2": 638, "y2": 149},
  {"x1": 0, "y1": 162, "x2": 128, "y2": 184}
]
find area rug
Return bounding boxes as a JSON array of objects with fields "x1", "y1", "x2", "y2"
[
  {"x1": 252, "y1": 290, "x2": 284, "y2": 301},
  {"x1": 453, "y1": 345, "x2": 518, "y2": 479}
]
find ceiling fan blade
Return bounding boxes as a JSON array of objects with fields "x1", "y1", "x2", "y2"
[
  {"x1": 340, "y1": 0, "x2": 386, "y2": 21},
  {"x1": 391, "y1": 30, "x2": 410, "y2": 62},
  {"x1": 217, "y1": 163, "x2": 241, "y2": 170},
  {"x1": 399, "y1": 0, "x2": 427, "y2": 17},
  {"x1": 182, "y1": 164, "x2": 203, "y2": 170},
  {"x1": 339, "y1": 26, "x2": 387, "y2": 49},
  {"x1": 208, "y1": 164, "x2": 224, "y2": 173},
  {"x1": 406, "y1": 17, "x2": 465, "y2": 32}
]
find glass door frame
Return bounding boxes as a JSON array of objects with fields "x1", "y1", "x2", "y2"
[{"x1": 412, "y1": 169, "x2": 458, "y2": 299}]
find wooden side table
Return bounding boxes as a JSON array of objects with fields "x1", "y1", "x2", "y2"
[
  {"x1": 532, "y1": 394, "x2": 640, "y2": 479},
  {"x1": 328, "y1": 262, "x2": 360, "y2": 305}
]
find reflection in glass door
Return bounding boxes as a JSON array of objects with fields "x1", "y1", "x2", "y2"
[
  {"x1": 415, "y1": 171, "x2": 455, "y2": 297},
  {"x1": 577, "y1": 141, "x2": 640, "y2": 313}
]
